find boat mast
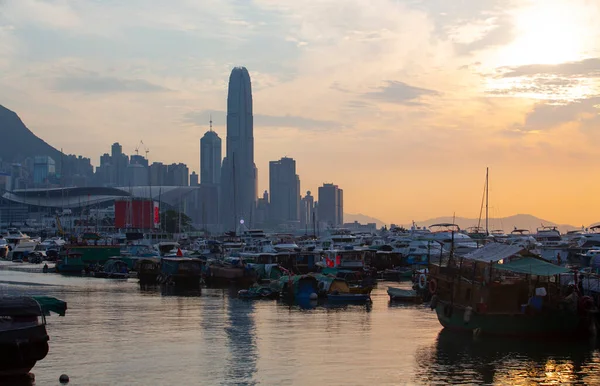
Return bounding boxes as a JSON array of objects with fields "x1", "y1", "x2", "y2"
[{"x1": 485, "y1": 167, "x2": 489, "y2": 236}]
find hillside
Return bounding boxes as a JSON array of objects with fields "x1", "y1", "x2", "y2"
[
  {"x1": 344, "y1": 213, "x2": 385, "y2": 228},
  {"x1": 412, "y1": 214, "x2": 579, "y2": 234},
  {"x1": 0, "y1": 104, "x2": 63, "y2": 165}
]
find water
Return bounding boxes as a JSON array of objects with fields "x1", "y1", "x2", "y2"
[{"x1": 2, "y1": 266, "x2": 600, "y2": 385}]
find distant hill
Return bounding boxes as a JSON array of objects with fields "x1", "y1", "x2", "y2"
[
  {"x1": 344, "y1": 213, "x2": 385, "y2": 228},
  {"x1": 0, "y1": 104, "x2": 63, "y2": 165},
  {"x1": 411, "y1": 214, "x2": 579, "y2": 234}
]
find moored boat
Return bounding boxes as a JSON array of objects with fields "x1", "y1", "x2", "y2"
[
  {"x1": 158, "y1": 258, "x2": 203, "y2": 288},
  {"x1": 429, "y1": 243, "x2": 594, "y2": 339},
  {"x1": 0, "y1": 296, "x2": 67, "y2": 377},
  {"x1": 387, "y1": 287, "x2": 422, "y2": 303},
  {"x1": 135, "y1": 257, "x2": 162, "y2": 284}
]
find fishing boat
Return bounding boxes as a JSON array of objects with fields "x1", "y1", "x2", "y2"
[
  {"x1": 94, "y1": 259, "x2": 129, "y2": 279},
  {"x1": 429, "y1": 243, "x2": 594, "y2": 338},
  {"x1": 0, "y1": 296, "x2": 67, "y2": 377},
  {"x1": 279, "y1": 275, "x2": 320, "y2": 300},
  {"x1": 158, "y1": 258, "x2": 203, "y2": 288},
  {"x1": 205, "y1": 257, "x2": 257, "y2": 287},
  {"x1": 135, "y1": 257, "x2": 161, "y2": 284},
  {"x1": 387, "y1": 287, "x2": 422, "y2": 303},
  {"x1": 55, "y1": 251, "x2": 86, "y2": 274},
  {"x1": 238, "y1": 284, "x2": 280, "y2": 300}
]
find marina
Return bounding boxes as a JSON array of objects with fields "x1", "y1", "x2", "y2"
[{"x1": 3, "y1": 220, "x2": 600, "y2": 383}]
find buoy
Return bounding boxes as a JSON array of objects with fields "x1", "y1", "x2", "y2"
[
  {"x1": 59, "y1": 374, "x2": 70, "y2": 384},
  {"x1": 309, "y1": 293, "x2": 318, "y2": 300}
]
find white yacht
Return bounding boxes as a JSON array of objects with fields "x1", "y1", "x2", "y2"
[
  {"x1": 5, "y1": 231, "x2": 40, "y2": 259},
  {"x1": 424, "y1": 223, "x2": 478, "y2": 251},
  {"x1": 534, "y1": 226, "x2": 567, "y2": 248}
]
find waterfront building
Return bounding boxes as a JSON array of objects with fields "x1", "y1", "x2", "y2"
[
  {"x1": 149, "y1": 162, "x2": 168, "y2": 186},
  {"x1": 317, "y1": 183, "x2": 343, "y2": 228},
  {"x1": 200, "y1": 122, "x2": 222, "y2": 185},
  {"x1": 167, "y1": 163, "x2": 189, "y2": 186},
  {"x1": 220, "y1": 66, "x2": 258, "y2": 231},
  {"x1": 190, "y1": 171, "x2": 199, "y2": 187},
  {"x1": 33, "y1": 156, "x2": 56, "y2": 185},
  {"x1": 269, "y1": 157, "x2": 300, "y2": 225},
  {"x1": 300, "y1": 191, "x2": 315, "y2": 230}
]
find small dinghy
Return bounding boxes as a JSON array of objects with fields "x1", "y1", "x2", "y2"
[{"x1": 387, "y1": 287, "x2": 422, "y2": 303}]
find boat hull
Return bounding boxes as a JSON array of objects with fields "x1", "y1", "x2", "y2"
[
  {"x1": 0, "y1": 325, "x2": 49, "y2": 376},
  {"x1": 435, "y1": 301, "x2": 589, "y2": 338}
]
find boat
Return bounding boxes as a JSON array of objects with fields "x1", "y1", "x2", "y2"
[
  {"x1": 238, "y1": 284, "x2": 280, "y2": 300},
  {"x1": 158, "y1": 258, "x2": 203, "y2": 288},
  {"x1": 135, "y1": 257, "x2": 162, "y2": 284},
  {"x1": 94, "y1": 259, "x2": 129, "y2": 279},
  {"x1": 0, "y1": 296, "x2": 66, "y2": 377},
  {"x1": 5, "y1": 231, "x2": 39, "y2": 261},
  {"x1": 428, "y1": 242, "x2": 594, "y2": 338},
  {"x1": 279, "y1": 274, "x2": 320, "y2": 300},
  {"x1": 205, "y1": 257, "x2": 257, "y2": 287},
  {"x1": 387, "y1": 287, "x2": 422, "y2": 303},
  {"x1": 55, "y1": 251, "x2": 86, "y2": 274},
  {"x1": 62, "y1": 244, "x2": 121, "y2": 266}
]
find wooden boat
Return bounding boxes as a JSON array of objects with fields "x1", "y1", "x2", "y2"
[
  {"x1": 238, "y1": 284, "x2": 279, "y2": 300},
  {"x1": 205, "y1": 257, "x2": 256, "y2": 287},
  {"x1": 0, "y1": 296, "x2": 66, "y2": 377},
  {"x1": 387, "y1": 287, "x2": 422, "y2": 303},
  {"x1": 135, "y1": 258, "x2": 161, "y2": 284},
  {"x1": 279, "y1": 275, "x2": 319, "y2": 300},
  {"x1": 158, "y1": 258, "x2": 203, "y2": 288},
  {"x1": 94, "y1": 259, "x2": 129, "y2": 279},
  {"x1": 429, "y1": 243, "x2": 595, "y2": 339},
  {"x1": 55, "y1": 252, "x2": 85, "y2": 274}
]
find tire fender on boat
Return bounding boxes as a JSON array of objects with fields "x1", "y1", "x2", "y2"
[
  {"x1": 463, "y1": 306, "x2": 473, "y2": 324},
  {"x1": 418, "y1": 274, "x2": 427, "y2": 289},
  {"x1": 428, "y1": 278, "x2": 437, "y2": 294}
]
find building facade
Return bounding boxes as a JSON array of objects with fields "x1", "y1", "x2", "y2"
[
  {"x1": 317, "y1": 183, "x2": 343, "y2": 228},
  {"x1": 200, "y1": 130, "x2": 222, "y2": 185},
  {"x1": 269, "y1": 157, "x2": 300, "y2": 225},
  {"x1": 220, "y1": 67, "x2": 258, "y2": 231}
]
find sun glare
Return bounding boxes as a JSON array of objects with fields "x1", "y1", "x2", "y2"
[{"x1": 495, "y1": 2, "x2": 589, "y2": 67}]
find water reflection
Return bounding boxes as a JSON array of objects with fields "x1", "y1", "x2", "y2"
[
  {"x1": 225, "y1": 294, "x2": 257, "y2": 385},
  {"x1": 415, "y1": 329, "x2": 600, "y2": 385}
]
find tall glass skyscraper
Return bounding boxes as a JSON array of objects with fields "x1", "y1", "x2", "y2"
[{"x1": 220, "y1": 67, "x2": 258, "y2": 231}]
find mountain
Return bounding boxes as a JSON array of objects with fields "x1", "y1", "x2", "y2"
[
  {"x1": 344, "y1": 213, "x2": 386, "y2": 228},
  {"x1": 0, "y1": 104, "x2": 63, "y2": 165},
  {"x1": 412, "y1": 214, "x2": 579, "y2": 234}
]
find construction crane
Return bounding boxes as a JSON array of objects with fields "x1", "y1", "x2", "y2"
[{"x1": 134, "y1": 140, "x2": 150, "y2": 160}]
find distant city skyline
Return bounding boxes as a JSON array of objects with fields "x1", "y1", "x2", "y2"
[{"x1": 1, "y1": 1, "x2": 600, "y2": 226}]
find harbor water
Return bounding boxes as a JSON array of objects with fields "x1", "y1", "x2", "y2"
[{"x1": 2, "y1": 266, "x2": 600, "y2": 385}]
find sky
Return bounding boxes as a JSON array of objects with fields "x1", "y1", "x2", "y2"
[{"x1": 1, "y1": 0, "x2": 600, "y2": 227}]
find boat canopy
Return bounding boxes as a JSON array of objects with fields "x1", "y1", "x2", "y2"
[
  {"x1": 0, "y1": 297, "x2": 43, "y2": 316},
  {"x1": 494, "y1": 257, "x2": 570, "y2": 276},
  {"x1": 32, "y1": 296, "x2": 67, "y2": 316},
  {"x1": 464, "y1": 243, "x2": 525, "y2": 263}
]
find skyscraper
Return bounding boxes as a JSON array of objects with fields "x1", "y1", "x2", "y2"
[
  {"x1": 318, "y1": 183, "x2": 343, "y2": 228},
  {"x1": 300, "y1": 191, "x2": 315, "y2": 231},
  {"x1": 200, "y1": 119, "x2": 222, "y2": 185},
  {"x1": 220, "y1": 67, "x2": 258, "y2": 231},
  {"x1": 269, "y1": 157, "x2": 300, "y2": 225}
]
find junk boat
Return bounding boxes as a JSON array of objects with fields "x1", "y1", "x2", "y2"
[{"x1": 428, "y1": 243, "x2": 595, "y2": 339}]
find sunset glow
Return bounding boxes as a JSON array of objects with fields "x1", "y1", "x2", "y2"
[{"x1": 1, "y1": 0, "x2": 600, "y2": 226}]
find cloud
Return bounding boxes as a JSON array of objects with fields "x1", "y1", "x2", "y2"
[
  {"x1": 455, "y1": 15, "x2": 515, "y2": 55},
  {"x1": 515, "y1": 97, "x2": 600, "y2": 132},
  {"x1": 500, "y1": 58, "x2": 600, "y2": 78},
  {"x1": 185, "y1": 110, "x2": 339, "y2": 130},
  {"x1": 52, "y1": 74, "x2": 169, "y2": 94},
  {"x1": 363, "y1": 81, "x2": 438, "y2": 105}
]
